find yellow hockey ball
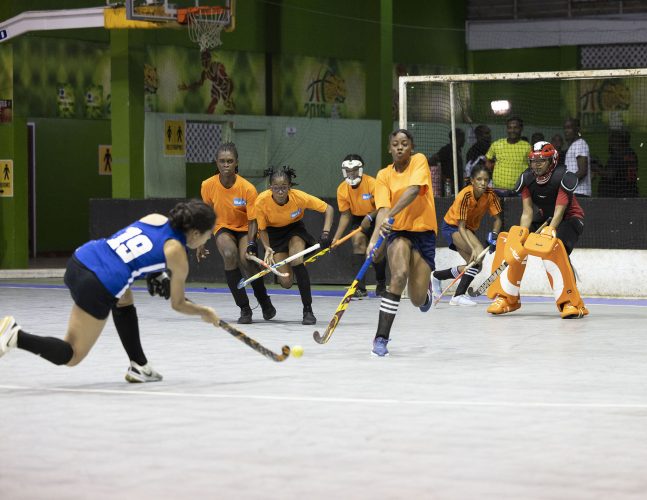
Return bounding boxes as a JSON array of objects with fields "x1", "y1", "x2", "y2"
[{"x1": 291, "y1": 345, "x2": 304, "y2": 358}]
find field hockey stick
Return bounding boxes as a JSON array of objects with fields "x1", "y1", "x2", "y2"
[
  {"x1": 313, "y1": 218, "x2": 393, "y2": 345},
  {"x1": 246, "y1": 254, "x2": 289, "y2": 278},
  {"x1": 216, "y1": 319, "x2": 290, "y2": 362},
  {"x1": 433, "y1": 246, "x2": 489, "y2": 306},
  {"x1": 467, "y1": 218, "x2": 551, "y2": 298},
  {"x1": 303, "y1": 226, "x2": 362, "y2": 265},
  {"x1": 237, "y1": 243, "x2": 321, "y2": 289}
]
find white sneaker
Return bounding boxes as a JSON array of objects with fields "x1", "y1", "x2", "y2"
[
  {"x1": 449, "y1": 294, "x2": 477, "y2": 307},
  {"x1": 0, "y1": 316, "x2": 20, "y2": 357},
  {"x1": 431, "y1": 275, "x2": 442, "y2": 301},
  {"x1": 125, "y1": 361, "x2": 163, "y2": 383}
]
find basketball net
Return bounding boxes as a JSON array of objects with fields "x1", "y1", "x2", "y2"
[{"x1": 186, "y1": 8, "x2": 228, "y2": 52}]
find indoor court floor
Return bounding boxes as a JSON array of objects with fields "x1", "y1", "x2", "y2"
[{"x1": 1, "y1": 282, "x2": 646, "y2": 499}]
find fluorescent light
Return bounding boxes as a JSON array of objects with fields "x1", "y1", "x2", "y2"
[{"x1": 491, "y1": 100, "x2": 510, "y2": 115}]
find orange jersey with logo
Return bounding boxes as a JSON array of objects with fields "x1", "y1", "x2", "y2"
[
  {"x1": 444, "y1": 185, "x2": 502, "y2": 231},
  {"x1": 200, "y1": 174, "x2": 258, "y2": 234},
  {"x1": 375, "y1": 153, "x2": 438, "y2": 233},
  {"x1": 255, "y1": 188, "x2": 328, "y2": 230},
  {"x1": 336, "y1": 175, "x2": 376, "y2": 216}
]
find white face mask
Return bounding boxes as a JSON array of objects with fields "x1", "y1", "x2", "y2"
[{"x1": 342, "y1": 159, "x2": 363, "y2": 186}]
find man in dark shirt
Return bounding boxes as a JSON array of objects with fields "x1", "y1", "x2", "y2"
[{"x1": 437, "y1": 128, "x2": 465, "y2": 195}]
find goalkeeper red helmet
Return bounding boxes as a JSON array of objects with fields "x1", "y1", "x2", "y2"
[{"x1": 528, "y1": 141, "x2": 559, "y2": 185}]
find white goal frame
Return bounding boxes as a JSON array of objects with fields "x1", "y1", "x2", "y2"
[{"x1": 398, "y1": 68, "x2": 647, "y2": 195}]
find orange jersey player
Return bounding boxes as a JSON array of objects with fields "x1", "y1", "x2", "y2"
[
  {"x1": 432, "y1": 164, "x2": 502, "y2": 306},
  {"x1": 255, "y1": 166, "x2": 334, "y2": 325},
  {"x1": 367, "y1": 129, "x2": 439, "y2": 357},
  {"x1": 331, "y1": 154, "x2": 387, "y2": 298},
  {"x1": 199, "y1": 142, "x2": 275, "y2": 324}
]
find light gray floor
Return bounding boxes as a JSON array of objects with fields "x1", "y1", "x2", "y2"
[{"x1": 1, "y1": 285, "x2": 646, "y2": 500}]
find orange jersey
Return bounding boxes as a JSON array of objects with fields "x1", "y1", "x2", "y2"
[
  {"x1": 200, "y1": 174, "x2": 258, "y2": 234},
  {"x1": 255, "y1": 188, "x2": 328, "y2": 230},
  {"x1": 444, "y1": 186, "x2": 502, "y2": 231},
  {"x1": 375, "y1": 153, "x2": 438, "y2": 233},
  {"x1": 336, "y1": 175, "x2": 376, "y2": 216}
]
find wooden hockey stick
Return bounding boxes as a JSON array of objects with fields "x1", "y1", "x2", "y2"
[
  {"x1": 246, "y1": 254, "x2": 289, "y2": 277},
  {"x1": 313, "y1": 218, "x2": 393, "y2": 345},
  {"x1": 303, "y1": 226, "x2": 362, "y2": 265},
  {"x1": 216, "y1": 319, "x2": 290, "y2": 362},
  {"x1": 433, "y1": 246, "x2": 489, "y2": 306},
  {"x1": 237, "y1": 243, "x2": 320, "y2": 289},
  {"x1": 467, "y1": 218, "x2": 551, "y2": 298}
]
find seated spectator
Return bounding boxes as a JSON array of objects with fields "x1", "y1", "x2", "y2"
[
  {"x1": 437, "y1": 128, "x2": 465, "y2": 195},
  {"x1": 485, "y1": 116, "x2": 531, "y2": 196},
  {"x1": 598, "y1": 129, "x2": 639, "y2": 197}
]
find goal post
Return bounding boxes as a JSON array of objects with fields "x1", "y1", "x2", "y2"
[{"x1": 398, "y1": 68, "x2": 647, "y2": 198}]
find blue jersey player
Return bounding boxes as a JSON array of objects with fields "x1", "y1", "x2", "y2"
[{"x1": 0, "y1": 200, "x2": 218, "y2": 382}]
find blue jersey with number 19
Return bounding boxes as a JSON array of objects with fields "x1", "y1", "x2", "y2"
[{"x1": 74, "y1": 220, "x2": 186, "y2": 298}]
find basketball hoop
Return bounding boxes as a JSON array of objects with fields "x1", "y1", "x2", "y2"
[{"x1": 178, "y1": 6, "x2": 229, "y2": 52}]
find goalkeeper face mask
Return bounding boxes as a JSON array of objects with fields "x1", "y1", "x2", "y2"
[
  {"x1": 342, "y1": 159, "x2": 363, "y2": 186},
  {"x1": 528, "y1": 141, "x2": 558, "y2": 185}
]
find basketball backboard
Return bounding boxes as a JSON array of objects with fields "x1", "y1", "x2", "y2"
[{"x1": 125, "y1": 0, "x2": 235, "y2": 31}]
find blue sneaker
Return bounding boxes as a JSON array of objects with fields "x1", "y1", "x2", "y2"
[
  {"x1": 419, "y1": 282, "x2": 433, "y2": 312},
  {"x1": 372, "y1": 337, "x2": 390, "y2": 357}
]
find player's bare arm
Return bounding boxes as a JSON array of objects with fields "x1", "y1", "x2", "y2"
[
  {"x1": 520, "y1": 196, "x2": 534, "y2": 228},
  {"x1": 332, "y1": 210, "x2": 352, "y2": 243}
]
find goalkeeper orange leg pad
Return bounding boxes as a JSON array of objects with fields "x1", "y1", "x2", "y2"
[
  {"x1": 525, "y1": 236, "x2": 588, "y2": 319},
  {"x1": 486, "y1": 226, "x2": 529, "y2": 314}
]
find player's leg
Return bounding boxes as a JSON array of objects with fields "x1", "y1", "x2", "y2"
[
  {"x1": 524, "y1": 223, "x2": 588, "y2": 319},
  {"x1": 449, "y1": 231, "x2": 483, "y2": 306},
  {"x1": 372, "y1": 236, "x2": 411, "y2": 357},
  {"x1": 238, "y1": 234, "x2": 276, "y2": 320},
  {"x1": 487, "y1": 226, "x2": 528, "y2": 314},
  {"x1": 112, "y1": 289, "x2": 162, "y2": 383},
  {"x1": 217, "y1": 230, "x2": 252, "y2": 324},
  {"x1": 432, "y1": 222, "x2": 463, "y2": 300},
  {"x1": 351, "y1": 230, "x2": 369, "y2": 298},
  {"x1": 406, "y1": 231, "x2": 436, "y2": 311},
  {"x1": 288, "y1": 235, "x2": 316, "y2": 325}
]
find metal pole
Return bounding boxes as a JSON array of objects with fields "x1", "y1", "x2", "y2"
[{"x1": 449, "y1": 82, "x2": 458, "y2": 197}]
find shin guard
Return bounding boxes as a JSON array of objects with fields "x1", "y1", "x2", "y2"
[
  {"x1": 525, "y1": 234, "x2": 586, "y2": 314},
  {"x1": 487, "y1": 226, "x2": 529, "y2": 301}
]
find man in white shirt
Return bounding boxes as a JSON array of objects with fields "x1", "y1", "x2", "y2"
[{"x1": 564, "y1": 118, "x2": 591, "y2": 197}]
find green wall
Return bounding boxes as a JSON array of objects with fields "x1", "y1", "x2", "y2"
[{"x1": 31, "y1": 119, "x2": 112, "y2": 252}]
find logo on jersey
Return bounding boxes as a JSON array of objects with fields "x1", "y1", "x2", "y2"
[
  {"x1": 290, "y1": 208, "x2": 302, "y2": 219},
  {"x1": 233, "y1": 198, "x2": 247, "y2": 206},
  {"x1": 361, "y1": 193, "x2": 372, "y2": 200}
]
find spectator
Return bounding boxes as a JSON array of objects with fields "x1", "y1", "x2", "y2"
[
  {"x1": 550, "y1": 133, "x2": 566, "y2": 167},
  {"x1": 598, "y1": 129, "x2": 639, "y2": 197},
  {"x1": 465, "y1": 125, "x2": 492, "y2": 180},
  {"x1": 436, "y1": 128, "x2": 465, "y2": 195},
  {"x1": 563, "y1": 118, "x2": 592, "y2": 197},
  {"x1": 485, "y1": 116, "x2": 531, "y2": 196}
]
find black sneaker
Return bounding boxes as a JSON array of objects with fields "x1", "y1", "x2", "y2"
[
  {"x1": 302, "y1": 306, "x2": 316, "y2": 325},
  {"x1": 238, "y1": 306, "x2": 253, "y2": 324},
  {"x1": 375, "y1": 281, "x2": 387, "y2": 297},
  {"x1": 352, "y1": 287, "x2": 368, "y2": 300},
  {"x1": 260, "y1": 299, "x2": 277, "y2": 320}
]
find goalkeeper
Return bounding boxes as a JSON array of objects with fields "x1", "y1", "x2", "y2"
[{"x1": 487, "y1": 142, "x2": 588, "y2": 319}]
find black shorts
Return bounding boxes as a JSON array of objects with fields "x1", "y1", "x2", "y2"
[
  {"x1": 64, "y1": 256, "x2": 118, "y2": 320},
  {"x1": 386, "y1": 230, "x2": 436, "y2": 270},
  {"x1": 266, "y1": 220, "x2": 316, "y2": 254},
  {"x1": 350, "y1": 214, "x2": 374, "y2": 237},
  {"x1": 216, "y1": 227, "x2": 247, "y2": 241},
  {"x1": 531, "y1": 217, "x2": 584, "y2": 255}
]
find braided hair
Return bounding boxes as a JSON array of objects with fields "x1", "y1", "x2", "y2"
[
  {"x1": 263, "y1": 165, "x2": 298, "y2": 188},
  {"x1": 215, "y1": 142, "x2": 239, "y2": 173}
]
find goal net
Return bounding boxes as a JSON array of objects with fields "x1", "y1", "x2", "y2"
[{"x1": 398, "y1": 69, "x2": 647, "y2": 249}]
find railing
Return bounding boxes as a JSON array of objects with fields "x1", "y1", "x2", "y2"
[{"x1": 467, "y1": 0, "x2": 647, "y2": 21}]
